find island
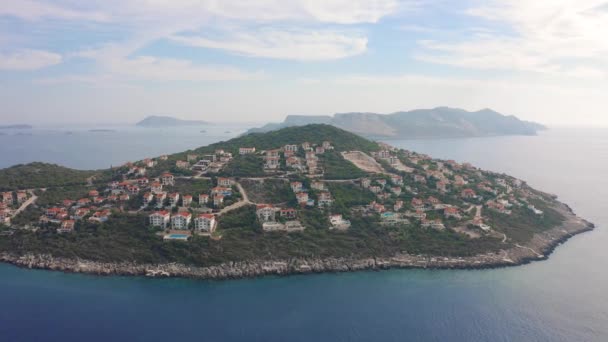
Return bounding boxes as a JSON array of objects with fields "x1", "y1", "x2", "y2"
[
  {"x1": 136, "y1": 115, "x2": 209, "y2": 127},
  {"x1": 0, "y1": 124, "x2": 592, "y2": 280},
  {"x1": 0, "y1": 124, "x2": 33, "y2": 130},
  {"x1": 245, "y1": 107, "x2": 545, "y2": 139}
]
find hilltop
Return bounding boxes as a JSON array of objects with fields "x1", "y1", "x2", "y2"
[
  {"x1": 136, "y1": 116, "x2": 209, "y2": 127},
  {"x1": 245, "y1": 107, "x2": 545, "y2": 139},
  {"x1": 0, "y1": 124, "x2": 592, "y2": 280}
]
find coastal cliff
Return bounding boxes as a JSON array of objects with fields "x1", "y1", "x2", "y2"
[{"x1": 0, "y1": 205, "x2": 593, "y2": 280}]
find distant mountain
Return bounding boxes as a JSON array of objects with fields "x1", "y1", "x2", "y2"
[
  {"x1": 245, "y1": 107, "x2": 546, "y2": 139},
  {"x1": 0, "y1": 124, "x2": 32, "y2": 129},
  {"x1": 136, "y1": 116, "x2": 208, "y2": 127}
]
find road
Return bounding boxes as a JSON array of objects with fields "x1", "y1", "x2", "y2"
[
  {"x1": 11, "y1": 191, "x2": 38, "y2": 218},
  {"x1": 217, "y1": 182, "x2": 253, "y2": 216}
]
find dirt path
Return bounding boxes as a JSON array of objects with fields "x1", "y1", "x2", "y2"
[
  {"x1": 341, "y1": 151, "x2": 385, "y2": 174},
  {"x1": 12, "y1": 192, "x2": 37, "y2": 218},
  {"x1": 217, "y1": 182, "x2": 252, "y2": 216}
]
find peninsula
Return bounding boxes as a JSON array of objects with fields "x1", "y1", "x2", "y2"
[
  {"x1": 0, "y1": 125, "x2": 592, "y2": 279},
  {"x1": 245, "y1": 107, "x2": 545, "y2": 139}
]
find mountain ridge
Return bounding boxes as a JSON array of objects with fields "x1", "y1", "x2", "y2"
[{"x1": 136, "y1": 115, "x2": 209, "y2": 127}]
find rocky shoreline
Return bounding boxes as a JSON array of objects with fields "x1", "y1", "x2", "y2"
[{"x1": 0, "y1": 204, "x2": 594, "y2": 280}]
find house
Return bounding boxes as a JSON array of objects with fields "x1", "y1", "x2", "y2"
[
  {"x1": 211, "y1": 187, "x2": 232, "y2": 196},
  {"x1": 16, "y1": 191, "x2": 27, "y2": 203},
  {"x1": 436, "y1": 181, "x2": 448, "y2": 192},
  {"x1": 461, "y1": 189, "x2": 477, "y2": 199},
  {"x1": 137, "y1": 177, "x2": 149, "y2": 186},
  {"x1": 368, "y1": 201, "x2": 386, "y2": 213},
  {"x1": 89, "y1": 210, "x2": 111, "y2": 223},
  {"x1": 142, "y1": 192, "x2": 154, "y2": 206},
  {"x1": 317, "y1": 192, "x2": 333, "y2": 207},
  {"x1": 168, "y1": 193, "x2": 180, "y2": 207},
  {"x1": 361, "y1": 178, "x2": 371, "y2": 188},
  {"x1": 284, "y1": 144, "x2": 298, "y2": 153},
  {"x1": 322, "y1": 141, "x2": 332, "y2": 149},
  {"x1": 528, "y1": 205, "x2": 544, "y2": 215},
  {"x1": 194, "y1": 214, "x2": 216, "y2": 232},
  {"x1": 213, "y1": 194, "x2": 224, "y2": 207},
  {"x1": 182, "y1": 195, "x2": 193, "y2": 207},
  {"x1": 264, "y1": 156, "x2": 280, "y2": 170},
  {"x1": 311, "y1": 181, "x2": 325, "y2": 191},
  {"x1": 301, "y1": 142, "x2": 311, "y2": 150},
  {"x1": 444, "y1": 207, "x2": 461, "y2": 219},
  {"x1": 239, "y1": 147, "x2": 256, "y2": 155},
  {"x1": 390, "y1": 187, "x2": 402, "y2": 196},
  {"x1": 286, "y1": 156, "x2": 301, "y2": 168},
  {"x1": 62, "y1": 199, "x2": 74, "y2": 207},
  {"x1": 155, "y1": 192, "x2": 167, "y2": 208},
  {"x1": 394, "y1": 200, "x2": 404, "y2": 212},
  {"x1": 73, "y1": 208, "x2": 90, "y2": 220},
  {"x1": 77, "y1": 198, "x2": 91, "y2": 206},
  {"x1": 421, "y1": 219, "x2": 445, "y2": 230},
  {"x1": 127, "y1": 185, "x2": 140, "y2": 194},
  {"x1": 119, "y1": 194, "x2": 130, "y2": 201},
  {"x1": 256, "y1": 204, "x2": 277, "y2": 222},
  {"x1": 369, "y1": 186, "x2": 382, "y2": 194},
  {"x1": 296, "y1": 192, "x2": 309, "y2": 205},
  {"x1": 133, "y1": 167, "x2": 146, "y2": 176},
  {"x1": 0, "y1": 209, "x2": 11, "y2": 225},
  {"x1": 427, "y1": 196, "x2": 440, "y2": 205},
  {"x1": 176, "y1": 160, "x2": 189, "y2": 169},
  {"x1": 159, "y1": 155, "x2": 168, "y2": 160},
  {"x1": 46, "y1": 207, "x2": 65, "y2": 219},
  {"x1": 414, "y1": 175, "x2": 427, "y2": 183},
  {"x1": 57, "y1": 220, "x2": 76, "y2": 233},
  {"x1": 150, "y1": 182, "x2": 163, "y2": 193},
  {"x1": 171, "y1": 212, "x2": 192, "y2": 230},
  {"x1": 411, "y1": 198, "x2": 424, "y2": 210},
  {"x1": 376, "y1": 179, "x2": 387, "y2": 187},
  {"x1": 88, "y1": 190, "x2": 99, "y2": 197},
  {"x1": 198, "y1": 194, "x2": 209, "y2": 205},
  {"x1": 187, "y1": 154, "x2": 198, "y2": 162},
  {"x1": 290, "y1": 181, "x2": 303, "y2": 193},
  {"x1": 390, "y1": 174, "x2": 403, "y2": 185},
  {"x1": 280, "y1": 208, "x2": 297, "y2": 219},
  {"x1": 217, "y1": 177, "x2": 233, "y2": 187},
  {"x1": 1, "y1": 192, "x2": 13, "y2": 204},
  {"x1": 454, "y1": 175, "x2": 467, "y2": 186},
  {"x1": 305, "y1": 151, "x2": 316, "y2": 160},
  {"x1": 149, "y1": 211, "x2": 170, "y2": 228},
  {"x1": 329, "y1": 214, "x2": 351, "y2": 230},
  {"x1": 161, "y1": 173, "x2": 174, "y2": 186},
  {"x1": 315, "y1": 146, "x2": 325, "y2": 154},
  {"x1": 143, "y1": 158, "x2": 156, "y2": 167}
]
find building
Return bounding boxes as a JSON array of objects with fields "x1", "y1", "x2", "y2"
[
  {"x1": 127, "y1": 185, "x2": 140, "y2": 194},
  {"x1": 461, "y1": 189, "x2": 477, "y2": 199},
  {"x1": 149, "y1": 211, "x2": 171, "y2": 228},
  {"x1": 73, "y1": 208, "x2": 90, "y2": 220},
  {"x1": 301, "y1": 142, "x2": 311, "y2": 150},
  {"x1": 1, "y1": 192, "x2": 13, "y2": 205},
  {"x1": 57, "y1": 220, "x2": 75, "y2": 233},
  {"x1": 155, "y1": 192, "x2": 167, "y2": 208},
  {"x1": 394, "y1": 200, "x2": 404, "y2": 212},
  {"x1": 280, "y1": 208, "x2": 297, "y2": 219},
  {"x1": 171, "y1": 212, "x2": 192, "y2": 230},
  {"x1": 161, "y1": 173, "x2": 175, "y2": 186},
  {"x1": 211, "y1": 187, "x2": 232, "y2": 196},
  {"x1": 88, "y1": 190, "x2": 99, "y2": 197},
  {"x1": 143, "y1": 158, "x2": 156, "y2": 167},
  {"x1": 198, "y1": 193, "x2": 209, "y2": 205},
  {"x1": 168, "y1": 193, "x2": 180, "y2": 207},
  {"x1": 213, "y1": 195, "x2": 224, "y2": 207},
  {"x1": 444, "y1": 207, "x2": 461, "y2": 219},
  {"x1": 89, "y1": 210, "x2": 111, "y2": 223},
  {"x1": 390, "y1": 174, "x2": 403, "y2": 185},
  {"x1": 142, "y1": 192, "x2": 154, "y2": 206},
  {"x1": 322, "y1": 141, "x2": 332, "y2": 149},
  {"x1": 256, "y1": 204, "x2": 277, "y2": 222},
  {"x1": 264, "y1": 156, "x2": 280, "y2": 170},
  {"x1": 119, "y1": 194, "x2": 130, "y2": 201},
  {"x1": 361, "y1": 178, "x2": 371, "y2": 188},
  {"x1": 176, "y1": 160, "x2": 189, "y2": 169},
  {"x1": 296, "y1": 192, "x2": 309, "y2": 205},
  {"x1": 217, "y1": 177, "x2": 233, "y2": 187},
  {"x1": 187, "y1": 154, "x2": 198, "y2": 162},
  {"x1": 0, "y1": 209, "x2": 11, "y2": 225},
  {"x1": 284, "y1": 144, "x2": 298, "y2": 153},
  {"x1": 329, "y1": 214, "x2": 351, "y2": 230},
  {"x1": 16, "y1": 191, "x2": 28, "y2": 203},
  {"x1": 239, "y1": 147, "x2": 256, "y2": 155},
  {"x1": 150, "y1": 182, "x2": 163, "y2": 193},
  {"x1": 182, "y1": 195, "x2": 193, "y2": 207},
  {"x1": 315, "y1": 146, "x2": 325, "y2": 154},
  {"x1": 317, "y1": 192, "x2": 333, "y2": 207},
  {"x1": 411, "y1": 198, "x2": 424, "y2": 210},
  {"x1": 290, "y1": 181, "x2": 303, "y2": 192},
  {"x1": 194, "y1": 214, "x2": 217, "y2": 232},
  {"x1": 311, "y1": 181, "x2": 325, "y2": 191}
]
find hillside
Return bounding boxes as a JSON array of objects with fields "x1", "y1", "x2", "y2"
[
  {"x1": 245, "y1": 107, "x2": 545, "y2": 139},
  {"x1": 136, "y1": 116, "x2": 208, "y2": 127},
  {"x1": 0, "y1": 163, "x2": 102, "y2": 191},
  {"x1": 0, "y1": 124, "x2": 33, "y2": 129}
]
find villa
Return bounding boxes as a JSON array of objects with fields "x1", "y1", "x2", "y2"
[
  {"x1": 182, "y1": 195, "x2": 193, "y2": 207},
  {"x1": 280, "y1": 208, "x2": 297, "y2": 219},
  {"x1": 168, "y1": 193, "x2": 180, "y2": 207},
  {"x1": 150, "y1": 182, "x2": 163, "y2": 193},
  {"x1": 329, "y1": 214, "x2": 351, "y2": 230},
  {"x1": 161, "y1": 173, "x2": 175, "y2": 186},
  {"x1": 311, "y1": 181, "x2": 326, "y2": 191},
  {"x1": 317, "y1": 192, "x2": 333, "y2": 207},
  {"x1": 171, "y1": 212, "x2": 192, "y2": 230},
  {"x1": 296, "y1": 192, "x2": 309, "y2": 205},
  {"x1": 290, "y1": 181, "x2": 303, "y2": 192},
  {"x1": 57, "y1": 220, "x2": 75, "y2": 233},
  {"x1": 149, "y1": 211, "x2": 170, "y2": 228},
  {"x1": 239, "y1": 147, "x2": 256, "y2": 155},
  {"x1": 256, "y1": 204, "x2": 277, "y2": 222},
  {"x1": 213, "y1": 195, "x2": 224, "y2": 207},
  {"x1": 176, "y1": 160, "x2": 189, "y2": 169},
  {"x1": 194, "y1": 214, "x2": 216, "y2": 232},
  {"x1": 198, "y1": 194, "x2": 209, "y2": 205},
  {"x1": 217, "y1": 177, "x2": 233, "y2": 187}
]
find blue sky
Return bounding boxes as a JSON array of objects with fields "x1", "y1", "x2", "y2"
[{"x1": 1, "y1": 0, "x2": 607, "y2": 125}]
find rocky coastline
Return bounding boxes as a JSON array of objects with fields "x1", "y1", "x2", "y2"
[{"x1": 0, "y1": 205, "x2": 594, "y2": 281}]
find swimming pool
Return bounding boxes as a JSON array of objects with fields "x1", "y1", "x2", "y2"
[{"x1": 164, "y1": 234, "x2": 189, "y2": 240}]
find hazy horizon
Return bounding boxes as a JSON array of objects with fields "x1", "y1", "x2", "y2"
[{"x1": 1, "y1": 1, "x2": 607, "y2": 126}]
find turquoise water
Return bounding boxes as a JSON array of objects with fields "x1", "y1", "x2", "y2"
[
  {"x1": 1, "y1": 127, "x2": 607, "y2": 341},
  {"x1": 167, "y1": 234, "x2": 189, "y2": 239}
]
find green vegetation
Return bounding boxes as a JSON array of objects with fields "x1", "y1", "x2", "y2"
[
  {"x1": 240, "y1": 179, "x2": 293, "y2": 204},
  {"x1": 0, "y1": 163, "x2": 99, "y2": 191},
  {"x1": 35, "y1": 185, "x2": 90, "y2": 206},
  {"x1": 219, "y1": 155, "x2": 264, "y2": 177},
  {"x1": 166, "y1": 179, "x2": 211, "y2": 195}
]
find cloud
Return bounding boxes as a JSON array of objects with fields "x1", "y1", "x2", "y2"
[
  {"x1": 0, "y1": 0, "x2": 108, "y2": 21},
  {"x1": 0, "y1": 49, "x2": 62, "y2": 70},
  {"x1": 415, "y1": 0, "x2": 608, "y2": 79},
  {"x1": 170, "y1": 29, "x2": 368, "y2": 61}
]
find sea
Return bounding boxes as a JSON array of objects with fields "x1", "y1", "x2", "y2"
[{"x1": 0, "y1": 125, "x2": 607, "y2": 342}]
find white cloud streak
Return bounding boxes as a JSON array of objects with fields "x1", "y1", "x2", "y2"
[{"x1": 0, "y1": 49, "x2": 62, "y2": 70}]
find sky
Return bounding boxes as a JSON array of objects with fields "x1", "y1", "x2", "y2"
[{"x1": 0, "y1": 0, "x2": 607, "y2": 126}]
